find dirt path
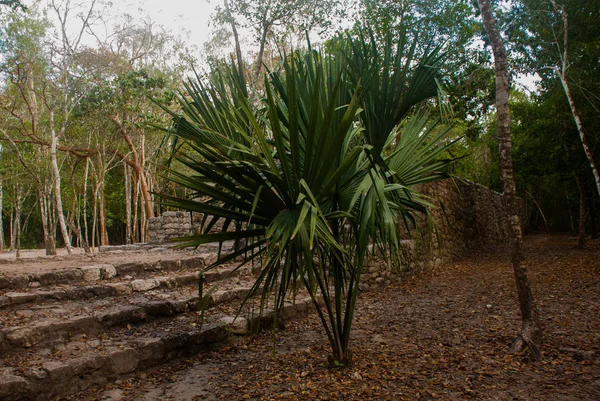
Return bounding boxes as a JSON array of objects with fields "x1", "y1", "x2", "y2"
[{"x1": 74, "y1": 235, "x2": 599, "y2": 400}]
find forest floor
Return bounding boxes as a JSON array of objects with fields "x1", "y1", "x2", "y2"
[{"x1": 61, "y1": 235, "x2": 600, "y2": 400}]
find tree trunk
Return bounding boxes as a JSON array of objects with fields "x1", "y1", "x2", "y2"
[
  {"x1": 478, "y1": 0, "x2": 543, "y2": 360},
  {"x1": 98, "y1": 179, "x2": 109, "y2": 246},
  {"x1": 558, "y1": 74, "x2": 600, "y2": 198},
  {"x1": 124, "y1": 163, "x2": 132, "y2": 244},
  {"x1": 112, "y1": 116, "x2": 155, "y2": 220},
  {"x1": 575, "y1": 172, "x2": 587, "y2": 248},
  {"x1": 14, "y1": 184, "x2": 21, "y2": 259},
  {"x1": 39, "y1": 186, "x2": 57, "y2": 256},
  {"x1": 83, "y1": 158, "x2": 91, "y2": 251},
  {"x1": 49, "y1": 116, "x2": 73, "y2": 254},
  {"x1": 132, "y1": 171, "x2": 140, "y2": 243},
  {"x1": 550, "y1": 0, "x2": 600, "y2": 199},
  {"x1": 253, "y1": 0, "x2": 272, "y2": 84},
  {"x1": 224, "y1": 0, "x2": 246, "y2": 83}
]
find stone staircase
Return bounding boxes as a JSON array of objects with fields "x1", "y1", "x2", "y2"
[{"x1": 0, "y1": 244, "x2": 313, "y2": 401}]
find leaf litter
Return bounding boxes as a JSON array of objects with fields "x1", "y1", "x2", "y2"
[{"x1": 74, "y1": 234, "x2": 599, "y2": 400}]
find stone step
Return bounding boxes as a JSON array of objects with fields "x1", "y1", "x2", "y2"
[
  {"x1": 0, "y1": 264, "x2": 252, "y2": 311},
  {"x1": 0, "y1": 253, "x2": 220, "y2": 292},
  {"x1": 0, "y1": 297, "x2": 313, "y2": 401},
  {"x1": 0, "y1": 275, "x2": 258, "y2": 351}
]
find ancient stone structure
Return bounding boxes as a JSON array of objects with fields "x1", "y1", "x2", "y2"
[
  {"x1": 148, "y1": 211, "x2": 195, "y2": 244},
  {"x1": 148, "y1": 179, "x2": 516, "y2": 287},
  {"x1": 360, "y1": 178, "x2": 518, "y2": 289}
]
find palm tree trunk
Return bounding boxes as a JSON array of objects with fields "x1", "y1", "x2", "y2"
[{"x1": 478, "y1": 0, "x2": 542, "y2": 360}]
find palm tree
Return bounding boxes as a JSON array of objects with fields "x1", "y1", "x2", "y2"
[{"x1": 161, "y1": 31, "x2": 456, "y2": 366}]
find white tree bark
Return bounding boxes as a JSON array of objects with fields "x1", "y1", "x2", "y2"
[
  {"x1": 550, "y1": 0, "x2": 600, "y2": 198},
  {"x1": 49, "y1": 110, "x2": 73, "y2": 254}
]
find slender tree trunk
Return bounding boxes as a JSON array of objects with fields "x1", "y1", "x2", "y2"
[
  {"x1": 39, "y1": 187, "x2": 57, "y2": 256},
  {"x1": 14, "y1": 184, "x2": 21, "y2": 259},
  {"x1": 478, "y1": 0, "x2": 543, "y2": 360},
  {"x1": 124, "y1": 163, "x2": 132, "y2": 244},
  {"x1": 550, "y1": 0, "x2": 600, "y2": 198},
  {"x1": 9, "y1": 206, "x2": 13, "y2": 251},
  {"x1": 83, "y1": 158, "x2": 91, "y2": 251},
  {"x1": 98, "y1": 179, "x2": 109, "y2": 246},
  {"x1": 575, "y1": 172, "x2": 587, "y2": 248},
  {"x1": 224, "y1": 0, "x2": 245, "y2": 81},
  {"x1": 558, "y1": 74, "x2": 600, "y2": 197},
  {"x1": 91, "y1": 185, "x2": 98, "y2": 251},
  {"x1": 132, "y1": 171, "x2": 140, "y2": 243},
  {"x1": 49, "y1": 117, "x2": 73, "y2": 254},
  {"x1": 112, "y1": 117, "x2": 154, "y2": 220},
  {"x1": 253, "y1": 0, "x2": 272, "y2": 84}
]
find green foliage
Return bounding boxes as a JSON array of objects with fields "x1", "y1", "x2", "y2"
[{"x1": 161, "y1": 32, "x2": 456, "y2": 364}]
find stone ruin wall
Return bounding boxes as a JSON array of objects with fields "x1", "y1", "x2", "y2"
[
  {"x1": 361, "y1": 178, "x2": 518, "y2": 289},
  {"x1": 149, "y1": 179, "x2": 516, "y2": 288},
  {"x1": 148, "y1": 211, "x2": 196, "y2": 244}
]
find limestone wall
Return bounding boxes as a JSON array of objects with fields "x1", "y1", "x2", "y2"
[
  {"x1": 149, "y1": 179, "x2": 516, "y2": 285},
  {"x1": 360, "y1": 178, "x2": 517, "y2": 289},
  {"x1": 148, "y1": 211, "x2": 194, "y2": 244}
]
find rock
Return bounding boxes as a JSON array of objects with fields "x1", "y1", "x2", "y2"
[
  {"x1": 106, "y1": 283, "x2": 132, "y2": 295},
  {"x1": 108, "y1": 348, "x2": 139, "y2": 374},
  {"x1": 220, "y1": 316, "x2": 249, "y2": 335},
  {"x1": 142, "y1": 301, "x2": 175, "y2": 317},
  {"x1": 101, "y1": 265, "x2": 118, "y2": 279},
  {"x1": 131, "y1": 279, "x2": 160, "y2": 292},
  {"x1": 200, "y1": 324, "x2": 228, "y2": 344},
  {"x1": 42, "y1": 361, "x2": 74, "y2": 383},
  {"x1": 70, "y1": 354, "x2": 105, "y2": 375},
  {"x1": 29, "y1": 281, "x2": 41, "y2": 289},
  {"x1": 80, "y1": 266, "x2": 103, "y2": 281},
  {"x1": 0, "y1": 373, "x2": 31, "y2": 400},
  {"x1": 97, "y1": 305, "x2": 147, "y2": 327},
  {"x1": 5, "y1": 326, "x2": 37, "y2": 347},
  {"x1": 162, "y1": 332, "x2": 192, "y2": 351},
  {"x1": 135, "y1": 338, "x2": 165, "y2": 366},
  {"x1": 6, "y1": 292, "x2": 38, "y2": 305},
  {"x1": 149, "y1": 247, "x2": 167, "y2": 252}
]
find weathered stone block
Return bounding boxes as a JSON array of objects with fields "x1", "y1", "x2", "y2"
[
  {"x1": 106, "y1": 282, "x2": 132, "y2": 295},
  {"x1": 42, "y1": 361, "x2": 74, "y2": 383},
  {"x1": 131, "y1": 279, "x2": 160, "y2": 292},
  {"x1": 135, "y1": 338, "x2": 165, "y2": 365},
  {"x1": 6, "y1": 292, "x2": 38, "y2": 305},
  {"x1": 80, "y1": 266, "x2": 102, "y2": 282},
  {"x1": 200, "y1": 323, "x2": 228, "y2": 344},
  {"x1": 108, "y1": 348, "x2": 139, "y2": 374},
  {"x1": 70, "y1": 354, "x2": 105, "y2": 375},
  {"x1": 143, "y1": 301, "x2": 174, "y2": 317},
  {"x1": 0, "y1": 373, "x2": 31, "y2": 400},
  {"x1": 102, "y1": 265, "x2": 118, "y2": 279},
  {"x1": 97, "y1": 305, "x2": 147, "y2": 327},
  {"x1": 220, "y1": 316, "x2": 249, "y2": 335}
]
